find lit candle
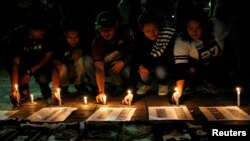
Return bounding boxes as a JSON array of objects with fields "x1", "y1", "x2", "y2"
[
  {"x1": 14, "y1": 84, "x2": 20, "y2": 106},
  {"x1": 30, "y1": 94, "x2": 34, "y2": 103},
  {"x1": 236, "y1": 87, "x2": 241, "y2": 106},
  {"x1": 127, "y1": 89, "x2": 133, "y2": 105},
  {"x1": 174, "y1": 87, "x2": 179, "y2": 106},
  {"x1": 83, "y1": 96, "x2": 88, "y2": 105},
  {"x1": 14, "y1": 84, "x2": 18, "y2": 92},
  {"x1": 57, "y1": 88, "x2": 61, "y2": 105},
  {"x1": 128, "y1": 89, "x2": 131, "y2": 95},
  {"x1": 57, "y1": 88, "x2": 61, "y2": 95},
  {"x1": 103, "y1": 95, "x2": 107, "y2": 105}
]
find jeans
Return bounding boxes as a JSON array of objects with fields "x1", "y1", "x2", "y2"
[
  {"x1": 83, "y1": 55, "x2": 130, "y2": 88},
  {"x1": 140, "y1": 65, "x2": 168, "y2": 85},
  {"x1": 59, "y1": 57, "x2": 85, "y2": 87}
]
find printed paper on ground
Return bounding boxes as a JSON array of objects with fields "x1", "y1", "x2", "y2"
[
  {"x1": 26, "y1": 107, "x2": 77, "y2": 122},
  {"x1": 148, "y1": 106, "x2": 194, "y2": 120},
  {"x1": 0, "y1": 110, "x2": 19, "y2": 120},
  {"x1": 199, "y1": 106, "x2": 250, "y2": 121},
  {"x1": 86, "y1": 107, "x2": 136, "y2": 121}
]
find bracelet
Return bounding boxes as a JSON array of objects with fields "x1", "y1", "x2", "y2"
[{"x1": 26, "y1": 68, "x2": 33, "y2": 76}]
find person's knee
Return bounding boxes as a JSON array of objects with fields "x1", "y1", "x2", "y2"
[
  {"x1": 122, "y1": 65, "x2": 131, "y2": 80},
  {"x1": 155, "y1": 66, "x2": 168, "y2": 79},
  {"x1": 83, "y1": 55, "x2": 94, "y2": 68}
]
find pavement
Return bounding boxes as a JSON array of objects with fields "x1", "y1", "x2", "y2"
[{"x1": 1, "y1": 65, "x2": 250, "y2": 140}]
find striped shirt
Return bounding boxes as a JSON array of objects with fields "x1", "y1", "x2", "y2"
[{"x1": 151, "y1": 24, "x2": 176, "y2": 57}]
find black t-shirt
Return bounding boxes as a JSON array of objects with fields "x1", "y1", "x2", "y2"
[{"x1": 10, "y1": 25, "x2": 55, "y2": 69}]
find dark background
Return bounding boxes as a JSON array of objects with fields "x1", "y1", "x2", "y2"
[{"x1": 0, "y1": 0, "x2": 250, "y2": 86}]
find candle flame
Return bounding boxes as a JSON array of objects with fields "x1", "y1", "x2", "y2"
[
  {"x1": 57, "y1": 88, "x2": 61, "y2": 94},
  {"x1": 236, "y1": 87, "x2": 241, "y2": 94},
  {"x1": 30, "y1": 94, "x2": 34, "y2": 103},
  {"x1": 15, "y1": 84, "x2": 18, "y2": 90},
  {"x1": 174, "y1": 87, "x2": 178, "y2": 93},
  {"x1": 83, "y1": 96, "x2": 88, "y2": 104},
  {"x1": 127, "y1": 89, "x2": 132, "y2": 95}
]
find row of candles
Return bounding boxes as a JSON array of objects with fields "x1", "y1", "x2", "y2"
[
  {"x1": 83, "y1": 95, "x2": 107, "y2": 105},
  {"x1": 13, "y1": 84, "x2": 243, "y2": 106},
  {"x1": 84, "y1": 90, "x2": 133, "y2": 105},
  {"x1": 172, "y1": 87, "x2": 242, "y2": 106},
  {"x1": 76, "y1": 87, "x2": 243, "y2": 106},
  {"x1": 14, "y1": 84, "x2": 61, "y2": 105}
]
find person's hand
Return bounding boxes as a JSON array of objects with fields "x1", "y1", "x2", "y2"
[
  {"x1": 10, "y1": 88, "x2": 21, "y2": 106},
  {"x1": 96, "y1": 93, "x2": 107, "y2": 104},
  {"x1": 122, "y1": 93, "x2": 133, "y2": 105},
  {"x1": 171, "y1": 91, "x2": 180, "y2": 104},
  {"x1": 53, "y1": 91, "x2": 60, "y2": 101},
  {"x1": 138, "y1": 65, "x2": 149, "y2": 78},
  {"x1": 109, "y1": 60, "x2": 124, "y2": 73}
]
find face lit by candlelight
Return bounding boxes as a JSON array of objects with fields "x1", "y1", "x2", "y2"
[
  {"x1": 187, "y1": 20, "x2": 202, "y2": 41},
  {"x1": 141, "y1": 22, "x2": 159, "y2": 41}
]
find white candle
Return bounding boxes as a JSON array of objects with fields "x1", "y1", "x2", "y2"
[
  {"x1": 83, "y1": 96, "x2": 88, "y2": 105},
  {"x1": 103, "y1": 95, "x2": 107, "y2": 105},
  {"x1": 128, "y1": 90, "x2": 131, "y2": 95},
  {"x1": 236, "y1": 87, "x2": 241, "y2": 106},
  {"x1": 174, "y1": 87, "x2": 179, "y2": 106},
  {"x1": 30, "y1": 94, "x2": 34, "y2": 103},
  {"x1": 14, "y1": 84, "x2": 20, "y2": 106},
  {"x1": 57, "y1": 88, "x2": 61, "y2": 105},
  {"x1": 127, "y1": 90, "x2": 133, "y2": 105},
  {"x1": 175, "y1": 94, "x2": 179, "y2": 106}
]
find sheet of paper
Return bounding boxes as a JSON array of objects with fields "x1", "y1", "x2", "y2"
[
  {"x1": 0, "y1": 110, "x2": 19, "y2": 120},
  {"x1": 199, "y1": 106, "x2": 250, "y2": 121},
  {"x1": 148, "y1": 106, "x2": 194, "y2": 120},
  {"x1": 26, "y1": 107, "x2": 77, "y2": 122},
  {"x1": 86, "y1": 107, "x2": 136, "y2": 121}
]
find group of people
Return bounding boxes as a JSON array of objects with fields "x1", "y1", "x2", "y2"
[{"x1": 6, "y1": 5, "x2": 227, "y2": 107}]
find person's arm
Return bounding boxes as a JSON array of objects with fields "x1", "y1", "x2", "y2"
[
  {"x1": 94, "y1": 61, "x2": 106, "y2": 103},
  {"x1": 95, "y1": 61, "x2": 105, "y2": 94},
  {"x1": 172, "y1": 36, "x2": 190, "y2": 101},
  {"x1": 11, "y1": 56, "x2": 20, "y2": 91},
  {"x1": 9, "y1": 56, "x2": 21, "y2": 106},
  {"x1": 175, "y1": 79, "x2": 185, "y2": 98},
  {"x1": 52, "y1": 60, "x2": 61, "y2": 94}
]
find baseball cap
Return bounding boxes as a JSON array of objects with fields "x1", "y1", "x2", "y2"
[{"x1": 95, "y1": 11, "x2": 116, "y2": 30}]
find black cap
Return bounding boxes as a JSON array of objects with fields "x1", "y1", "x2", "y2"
[{"x1": 95, "y1": 11, "x2": 116, "y2": 30}]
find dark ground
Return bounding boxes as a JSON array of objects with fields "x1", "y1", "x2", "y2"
[{"x1": 0, "y1": 63, "x2": 250, "y2": 140}]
